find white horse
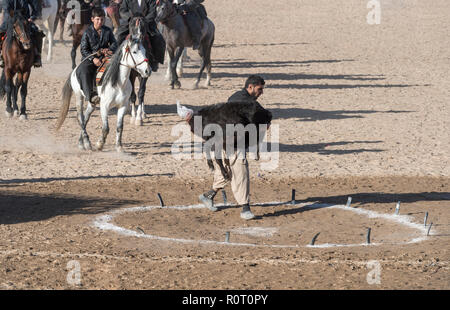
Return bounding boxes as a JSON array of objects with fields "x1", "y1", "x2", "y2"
[
  {"x1": 33, "y1": 0, "x2": 58, "y2": 62},
  {"x1": 56, "y1": 38, "x2": 151, "y2": 152}
]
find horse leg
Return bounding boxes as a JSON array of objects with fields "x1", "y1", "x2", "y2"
[
  {"x1": 59, "y1": 16, "x2": 65, "y2": 42},
  {"x1": 194, "y1": 45, "x2": 208, "y2": 89},
  {"x1": 170, "y1": 47, "x2": 184, "y2": 90},
  {"x1": 115, "y1": 105, "x2": 127, "y2": 152},
  {"x1": 4, "y1": 70, "x2": 14, "y2": 118},
  {"x1": 176, "y1": 48, "x2": 185, "y2": 78},
  {"x1": 19, "y1": 72, "x2": 30, "y2": 120},
  {"x1": 75, "y1": 96, "x2": 92, "y2": 150},
  {"x1": 71, "y1": 35, "x2": 80, "y2": 69},
  {"x1": 96, "y1": 103, "x2": 110, "y2": 151},
  {"x1": 10, "y1": 75, "x2": 20, "y2": 117},
  {"x1": 45, "y1": 16, "x2": 56, "y2": 62},
  {"x1": 129, "y1": 72, "x2": 137, "y2": 124},
  {"x1": 204, "y1": 41, "x2": 213, "y2": 87},
  {"x1": 164, "y1": 49, "x2": 171, "y2": 81},
  {"x1": 136, "y1": 77, "x2": 148, "y2": 126}
]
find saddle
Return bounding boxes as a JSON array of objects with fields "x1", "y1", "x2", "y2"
[{"x1": 96, "y1": 56, "x2": 111, "y2": 86}]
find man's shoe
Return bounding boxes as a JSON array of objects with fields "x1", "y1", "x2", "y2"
[
  {"x1": 240, "y1": 210, "x2": 255, "y2": 220},
  {"x1": 150, "y1": 61, "x2": 158, "y2": 72},
  {"x1": 199, "y1": 190, "x2": 218, "y2": 212}
]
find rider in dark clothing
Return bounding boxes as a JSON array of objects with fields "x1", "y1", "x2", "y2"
[
  {"x1": 78, "y1": 7, "x2": 117, "y2": 104},
  {"x1": 0, "y1": 0, "x2": 45, "y2": 67},
  {"x1": 116, "y1": 0, "x2": 165, "y2": 71},
  {"x1": 175, "y1": 0, "x2": 206, "y2": 50}
]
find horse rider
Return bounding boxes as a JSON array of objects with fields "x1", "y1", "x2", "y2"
[
  {"x1": 198, "y1": 75, "x2": 267, "y2": 221},
  {"x1": 0, "y1": 0, "x2": 45, "y2": 67},
  {"x1": 116, "y1": 0, "x2": 165, "y2": 71},
  {"x1": 174, "y1": 0, "x2": 206, "y2": 50},
  {"x1": 78, "y1": 7, "x2": 117, "y2": 104}
]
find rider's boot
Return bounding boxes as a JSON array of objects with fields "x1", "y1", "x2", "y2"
[
  {"x1": 36, "y1": 0, "x2": 43, "y2": 20},
  {"x1": 185, "y1": 13, "x2": 202, "y2": 50},
  {"x1": 32, "y1": 31, "x2": 44, "y2": 67}
]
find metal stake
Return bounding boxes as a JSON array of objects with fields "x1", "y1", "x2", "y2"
[
  {"x1": 157, "y1": 193, "x2": 164, "y2": 207},
  {"x1": 395, "y1": 201, "x2": 400, "y2": 215},
  {"x1": 136, "y1": 227, "x2": 145, "y2": 234},
  {"x1": 427, "y1": 222, "x2": 433, "y2": 236},
  {"x1": 222, "y1": 190, "x2": 227, "y2": 206},
  {"x1": 225, "y1": 232, "x2": 230, "y2": 243},
  {"x1": 310, "y1": 232, "x2": 320, "y2": 246},
  {"x1": 424, "y1": 212, "x2": 428, "y2": 227},
  {"x1": 366, "y1": 228, "x2": 371, "y2": 244},
  {"x1": 346, "y1": 197, "x2": 352, "y2": 207},
  {"x1": 291, "y1": 189, "x2": 296, "y2": 205}
]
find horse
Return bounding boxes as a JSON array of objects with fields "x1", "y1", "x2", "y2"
[
  {"x1": 156, "y1": 0, "x2": 214, "y2": 89},
  {"x1": 33, "y1": 0, "x2": 58, "y2": 62},
  {"x1": 0, "y1": 12, "x2": 35, "y2": 120},
  {"x1": 128, "y1": 15, "x2": 151, "y2": 126},
  {"x1": 56, "y1": 37, "x2": 151, "y2": 152}
]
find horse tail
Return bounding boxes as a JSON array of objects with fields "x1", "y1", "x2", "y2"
[
  {"x1": 0, "y1": 70, "x2": 5, "y2": 100},
  {"x1": 56, "y1": 74, "x2": 73, "y2": 130}
]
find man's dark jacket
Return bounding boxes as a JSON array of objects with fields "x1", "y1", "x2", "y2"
[
  {"x1": 80, "y1": 24, "x2": 118, "y2": 62},
  {"x1": 4, "y1": 0, "x2": 39, "y2": 21},
  {"x1": 119, "y1": 0, "x2": 158, "y2": 31}
]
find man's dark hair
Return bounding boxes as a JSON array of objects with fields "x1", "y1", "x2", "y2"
[
  {"x1": 245, "y1": 75, "x2": 265, "y2": 88},
  {"x1": 92, "y1": 7, "x2": 106, "y2": 18}
]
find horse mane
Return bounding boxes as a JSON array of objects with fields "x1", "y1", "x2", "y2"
[{"x1": 100, "y1": 39, "x2": 138, "y2": 92}]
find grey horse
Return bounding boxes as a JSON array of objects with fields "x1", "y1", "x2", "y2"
[{"x1": 156, "y1": 0, "x2": 214, "y2": 89}]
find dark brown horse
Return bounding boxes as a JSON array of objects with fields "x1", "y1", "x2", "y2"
[{"x1": 0, "y1": 12, "x2": 35, "y2": 120}]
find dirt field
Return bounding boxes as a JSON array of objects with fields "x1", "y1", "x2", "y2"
[{"x1": 0, "y1": 0, "x2": 449, "y2": 290}]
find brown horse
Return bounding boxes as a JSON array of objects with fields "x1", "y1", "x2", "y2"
[{"x1": 0, "y1": 12, "x2": 35, "y2": 120}]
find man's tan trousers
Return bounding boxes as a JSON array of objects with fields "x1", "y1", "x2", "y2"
[{"x1": 212, "y1": 150, "x2": 250, "y2": 205}]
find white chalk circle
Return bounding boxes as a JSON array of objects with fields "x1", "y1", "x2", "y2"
[{"x1": 92, "y1": 201, "x2": 431, "y2": 248}]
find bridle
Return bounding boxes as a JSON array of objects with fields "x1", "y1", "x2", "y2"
[
  {"x1": 11, "y1": 16, "x2": 31, "y2": 49},
  {"x1": 121, "y1": 41, "x2": 148, "y2": 69}
]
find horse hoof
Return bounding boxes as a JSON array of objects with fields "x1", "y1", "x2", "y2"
[
  {"x1": 96, "y1": 142, "x2": 104, "y2": 151},
  {"x1": 174, "y1": 81, "x2": 181, "y2": 89},
  {"x1": 13, "y1": 110, "x2": 20, "y2": 117},
  {"x1": 19, "y1": 114, "x2": 27, "y2": 120},
  {"x1": 78, "y1": 143, "x2": 85, "y2": 150},
  {"x1": 5, "y1": 111, "x2": 13, "y2": 118},
  {"x1": 135, "y1": 118, "x2": 143, "y2": 126},
  {"x1": 193, "y1": 82, "x2": 199, "y2": 90},
  {"x1": 84, "y1": 143, "x2": 92, "y2": 151}
]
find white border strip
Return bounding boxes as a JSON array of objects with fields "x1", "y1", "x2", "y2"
[{"x1": 92, "y1": 201, "x2": 431, "y2": 248}]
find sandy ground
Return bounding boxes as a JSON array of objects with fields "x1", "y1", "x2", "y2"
[{"x1": 0, "y1": 0, "x2": 449, "y2": 290}]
